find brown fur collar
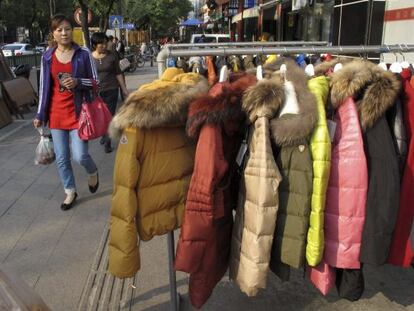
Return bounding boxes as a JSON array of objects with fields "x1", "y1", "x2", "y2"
[
  {"x1": 242, "y1": 78, "x2": 285, "y2": 123},
  {"x1": 109, "y1": 76, "x2": 209, "y2": 140},
  {"x1": 330, "y1": 60, "x2": 400, "y2": 130},
  {"x1": 186, "y1": 73, "x2": 257, "y2": 138},
  {"x1": 268, "y1": 59, "x2": 317, "y2": 147},
  {"x1": 315, "y1": 58, "x2": 352, "y2": 77}
]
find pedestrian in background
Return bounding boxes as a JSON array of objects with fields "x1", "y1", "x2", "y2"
[
  {"x1": 114, "y1": 37, "x2": 125, "y2": 59},
  {"x1": 91, "y1": 32, "x2": 129, "y2": 153},
  {"x1": 33, "y1": 14, "x2": 99, "y2": 211},
  {"x1": 107, "y1": 35, "x2": 115, "y2": 52}
]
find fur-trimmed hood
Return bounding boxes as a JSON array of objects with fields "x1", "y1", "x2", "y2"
[
  {"x1": 186, "y1": 73, "x2": 257, "y2": 138},
  {"x1": 330, "y1": 60, "x2": 400, "y2": 130},
  {"x1": 242, "y1": 78, "x2": 285, "y2": 123},
  {"x1": 267, "y1": 59, "x2": 318, "y2": 147},
  {"x1": 109, "y1": 71, "x2": 209, "y2": 140}
]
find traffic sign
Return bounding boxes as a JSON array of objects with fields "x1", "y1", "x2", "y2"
[{"x1": 109, "y1": 15, "x2": 123, "y2": 29}]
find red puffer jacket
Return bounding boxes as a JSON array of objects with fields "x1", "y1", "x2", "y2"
[
  {"x1": 175, "y1": 74, "x2": 256, "y2": 309},
  {"x1": 388, "y1": 69, "x2": 414, "y2": 267}
]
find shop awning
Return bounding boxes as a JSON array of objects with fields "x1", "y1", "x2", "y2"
[
  {"x1": 232, "y1": 12, "x2": 243, "y2": 23},
  {"x1": 180, "y1": 18, "x2": 204, "y2": 26},
  {"x1": 243, "y1": 6, "x2": 259, "y2": 19}
]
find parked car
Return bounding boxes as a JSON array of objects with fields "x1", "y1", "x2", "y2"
[
  {"x1": 190, "y1": 34, "x2": 230, "y2": 44},
  {"x1": 35, "y1": 43, "x2": 48, "y2": 53},
  {"x1": 1, "y1": 43, "x2": 35, "y2": 56}
]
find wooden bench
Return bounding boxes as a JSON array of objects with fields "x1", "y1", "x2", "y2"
[{"x1": 77, "y1": 226, "x2": 139, "y2": 311}]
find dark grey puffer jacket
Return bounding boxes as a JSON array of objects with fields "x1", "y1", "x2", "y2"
[{"x1": 386, "y1": 75, "x2": 407, "y2": 178}]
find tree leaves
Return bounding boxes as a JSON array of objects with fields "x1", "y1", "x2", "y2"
[{"x1": 122, "y1": 0, "x2": 192, "y2": 38}]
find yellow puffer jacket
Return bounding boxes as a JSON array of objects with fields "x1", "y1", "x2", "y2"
[
  {"x1": 108, "y1": 68, "x2": 209, "y2": 278},
  {"x1": 306, "y1": 76, "x2": 331, "y2": 267}
]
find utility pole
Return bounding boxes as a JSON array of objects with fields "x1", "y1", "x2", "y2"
[{"x1": 237, "y1": 0, "x2": 244, "y2": 42}]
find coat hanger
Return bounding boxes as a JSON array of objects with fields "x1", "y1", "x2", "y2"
[
  {"x1": 389, "y1": 52, "x2": 402, "y2": 73},
  {"x1": 256, "y1": 65, "x2": 263, "y2": 80},
  {"x1": 305, "y1": 63, "x2": 315, "y2": 77},
  {"x1": 378, "y1": 53, "x2": 387, "y2": 70},
  {"x1": 280, "y1": 64, "x2": 287, "y2": 83},
  {"x1": 278, "y1": 63, "x2": 300, "y2": 117},
  {"x1": 400, "y1": 52, "x2": 410, "y2": 69},
  {"x1": 219, "y1": 65, "x2": 229, "y2": 82},
  {"x1": 333, "y1": 62, "x2": 343, "y2": 72}
]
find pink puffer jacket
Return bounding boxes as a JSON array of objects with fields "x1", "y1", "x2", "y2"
[{"x1": 309, "y1": 95, "x2": 368, "y2": 294}]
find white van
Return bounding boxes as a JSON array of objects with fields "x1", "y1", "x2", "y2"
[{"x1": 190, "y1": 34, "x2": 230, "y2": 44}]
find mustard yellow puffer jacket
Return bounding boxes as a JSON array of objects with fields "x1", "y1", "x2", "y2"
[
  {"x1": 108, "y1": 69, "x2": 209, "y2": 278},
  {"x1": 306, "y1": 76, "x2": 331, "y2": 267}
]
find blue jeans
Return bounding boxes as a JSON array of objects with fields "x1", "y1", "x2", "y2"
[{"x1": 51, "y1": 129, "x2": 98, "y2": 194}]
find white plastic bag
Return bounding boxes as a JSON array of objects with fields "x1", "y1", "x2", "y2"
[{"x1": 34, "y1": 128, "x2": 55, "y2": 165}]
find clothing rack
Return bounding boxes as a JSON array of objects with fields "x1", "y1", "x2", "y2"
[
  {"x1": 157, "y1": 42, "x2": 414, "y2": 311},
  {"x1": 166, "y1": 41, "x2": 328, "y2": 49}
]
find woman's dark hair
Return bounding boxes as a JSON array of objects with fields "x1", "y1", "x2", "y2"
[
  {"x1": 91, "y1": 32, "x2": 108, "y2": 51},
  {"x1": 48, "y1": 14, "x2": 73, "y2": 48}
]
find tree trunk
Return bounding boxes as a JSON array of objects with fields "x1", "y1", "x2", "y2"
[
  {"x1": 78, "y1": 0, "x2": 91, "y2": 49},
  {"x1": 101, "y1": 0, "x2": 117, "y2": 32},
  {"x1": 49, "y1": 0, "x2": 55, "y2": 18}
]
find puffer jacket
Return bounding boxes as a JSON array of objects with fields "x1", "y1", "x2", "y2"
[
  {"x1": 229, "y1": 78, "x2": 283, "y2": 296},
  {"x1": 269, "y1": 60, "x2": 316, "y2": 281},
  {"x1": 355, "y1": 61, "x2": 401, "y2": 266},
  {"x1": 386, "y1": 74, "x2": 407, "y2": 177},
  {"x1": 388, "y1": 68, "x2": 414, "y2": 267},
  {"x1": 323, "y1": 63, "x2": 369, "y2": 270},
  {"x1": 175, "y1": 74, "x2": 257, "y2": 309},
  {"x1": 306, "y1": 75, "x2": 331, "y2": 267},
  {"x1": 310, "y1": 62, "x2": 368, "y2": 295},
  {"x1": 108, "y1": 68, "x2": 209, "y2": 278}
]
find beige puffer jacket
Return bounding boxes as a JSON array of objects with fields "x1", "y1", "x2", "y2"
[{"x1": 229, "y1": 78, "x2": 284, "y2": 296}]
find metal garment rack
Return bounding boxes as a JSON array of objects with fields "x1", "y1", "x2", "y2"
[
  {"x1": 158, "y1": 42, "x2": 414, "y2": 311},
  {"x1": 166, "y1": 41, "x2": 328, "y2": 49}
]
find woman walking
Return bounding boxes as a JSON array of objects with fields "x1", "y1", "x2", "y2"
[
  {"x1": 33, "y1": 14, "x2": 99, "y2": 211},
  {"x1": 91, "y1": 32, "x2": 129, "y2": 153}
]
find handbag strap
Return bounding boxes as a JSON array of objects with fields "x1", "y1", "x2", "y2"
[{"x1": 91, "y1": 79, "x2": 99, "y2": 98}]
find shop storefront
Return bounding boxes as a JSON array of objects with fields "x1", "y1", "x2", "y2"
[
  {"x1": 260, "y1": 0, "x2": 335, "y2": 42},
  {"x1": 259, "y1": 0, "x2": 384, "y2": 45}
]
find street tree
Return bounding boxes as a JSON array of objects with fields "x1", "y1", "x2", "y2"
[
  {"x1": 0, "y1": 0, "x2": 73, "y2": 43},
  {"x1": 90, "y1": 0, "x2": 118, "y2": 32},
  {"x1": 75, "y1": 0, "x2": 91, "y2": 49},
  {"x1": 123, "y1": 0, "x2": 192, "y2": 38}
]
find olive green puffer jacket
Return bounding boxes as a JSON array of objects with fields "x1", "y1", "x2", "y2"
[{"x1": 268, "y1": 60, "x2": 316, "y2": 280}]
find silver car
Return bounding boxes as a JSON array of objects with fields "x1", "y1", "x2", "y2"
[{"x1": 2, "y1": 43, "x2": 35, "y2": 56}]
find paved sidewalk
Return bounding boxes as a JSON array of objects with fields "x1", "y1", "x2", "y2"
[
  {"x1": 0, "y1": 65, "x2": 158, "y2": 310},
  {"x1": 0, "y1": 64, "x2": 413, "y2": 311}
]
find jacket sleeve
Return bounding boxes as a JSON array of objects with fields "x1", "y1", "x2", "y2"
[
  {"x1": 175, "y1": 124, "x2": 228, "y2": 273},
  {"x1": 36, "y1": 55, "x2": 46, "y2": 121},
  {"x1": 108, "y1": 128, "x2": 142, "y2": 278},
  {"x1": 75, "y1": 48, "x2": 100, "y2": 90},
  {"x1": 231, "y1": 118, "x2": 282, "y2": 296},
  {"x1": 307, "y1": 103, "x2": 331, "y2": 266}
]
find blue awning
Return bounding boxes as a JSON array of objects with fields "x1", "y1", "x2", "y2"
[{"x1": 180, "y1": 19, "x2": 204, "y2": 26}]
